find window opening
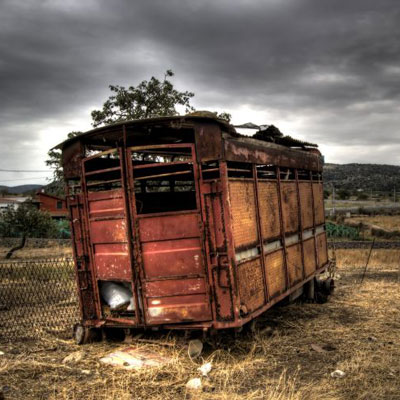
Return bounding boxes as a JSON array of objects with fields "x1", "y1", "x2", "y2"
[
  {"x1": 131, "y1": 147, "x2": 197, "y2": 214},
  {"x1": 256, "y1": 165, "x2": 277, "y2": 180},
  {"x1": 227, "y1": 161, "x2": 253, "y2": 178},
  {"x1": 83, "y1": 150, "x2": 122, "y2": 192},
  {"x1": 201, "y1": 161, "x2": 220, "y2": 180},
  {"x1": 279, "y1": 168, "x2": 296, "y2": 181}
]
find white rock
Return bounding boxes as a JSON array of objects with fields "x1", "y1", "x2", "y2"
[
  {"x1": 81, "y1": 369, "x2": 91, "y2": 375},
  {"x1": 0, "y1": 351, "x2": 4, "y2": 356},
  {"x1": 186, "y1": 378, "x2": 202, "y2": 391},
  {"x1": 198, "y1": 362, "x2": 212, "y2": 376},
  {"x1": 331, "y1": 369, "x2": 346, "y2": 378},
  {"x1": 62, "y1": 351, "x2": 84, "y2": 364}
]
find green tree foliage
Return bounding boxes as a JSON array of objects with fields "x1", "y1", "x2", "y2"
[
  {"x1": 337, "y1": 189, "x2": 351, "y2": 200},
  {"x1": 0, "y1": 203, "x2": 61, "y2": 258},
  {"x1": 0, "y1": 204, "x2": 59, "y2": 239},
  {"x1": 91, "y1": 70, "x2": 195, "y2": 127}
]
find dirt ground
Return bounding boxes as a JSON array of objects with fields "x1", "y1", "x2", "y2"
[{"x1": 0, "y1": 249, "x2": 399, "y2": 400}]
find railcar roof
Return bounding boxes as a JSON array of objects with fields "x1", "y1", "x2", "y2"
[
  {"x1": 55, "y1": 115, "x2": 233, "y2": 150},
  {"x1": 55, "y1": 114, "x2": 318, "y2": 152}
]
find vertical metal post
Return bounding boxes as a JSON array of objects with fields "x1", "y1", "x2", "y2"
[
  {"x1": 295, "y1": 169, "x2": 306, "y2": 280},
  {"x1": 276, "y1": 167, "x2": 290, "y2": 290},
  {"x1": 121, "y1": 125, "x2": 141, "y2": 325},
  {"x1": 252, "y1": 164, "x2": 269, "y2": 303}
]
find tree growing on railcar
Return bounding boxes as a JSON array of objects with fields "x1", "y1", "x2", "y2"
[{"x1": 91, "y1": 70, "x2": 195, "y2": 127}]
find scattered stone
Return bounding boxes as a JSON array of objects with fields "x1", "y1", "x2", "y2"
[
  {"x1": 331, "y1": 369, "x2": 346, "y2": 378},
  {"x1": 81, "y1": 369, "x2": 91, "y2": 375},
  {"x1": 100, "y1": 347, "x2": 170, "y2": 370},
  {"x1": 311, "y1": 344, "x2": 325, "y2": 353},
  {"x1": 368, "y1": 336, "x2": 377, "y2": 342},
  {"x1": 188, "y1": 339, "x2": 203, "y2": 359},
  {"x1": 0, "y1": 351, "x2": 4, "y2": 356},
  {"x1": 186, "y1": 378, "x2": 202, "y2": 391},
  {"x1": 62, "y1": 351, "x2": 84, "y2": 364},
  {"x1": 198, "y1": 362, "x2": 212, "y2": 376}
]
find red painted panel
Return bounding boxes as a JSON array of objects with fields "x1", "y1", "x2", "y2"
[
  {"x1": 139, "y1": 213, "x2": 200, "y2": 242},
  {"x1": 87, "y1": 189, "x2": 123, "y2": 202},
  {"x1": 147, "y1": 294, "x2": 207, "y2": 307},
  {"x1": 88, "y1": 196, "x2": 125, "y2": 218},
  {"x1": 145, "y1": 278, "x2": 206, "y2": 297},
  {"x1": 138, "y1": 212, "x2": 212, "y2": 324},
  {"x1": 146, "y1": 299, "x2": 210, "y2": 324},
  {"x1": 90, "y1": 219, "x2": 127, "y2": 243},
  {"x1": 94, "y1": 253, "x2": 131, "y2": 280},
  {"x1": 141, "y1": 238, "x2": 203, "y2": 278}
]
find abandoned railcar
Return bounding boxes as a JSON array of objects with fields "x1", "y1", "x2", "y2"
[{"x1": 57, "y1": 115, "x2": 330, "y2": 342}]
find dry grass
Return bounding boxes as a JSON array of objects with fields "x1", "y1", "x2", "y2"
[
  {"x1": 1, "y1": 249, "x2": 400, "y2": 399},
  {"x1": 0, "y1": 245, "x2": 72, "y2": 259},
  {"x1": 346, "y1": 215, "x2": 400, "y2": 232}
]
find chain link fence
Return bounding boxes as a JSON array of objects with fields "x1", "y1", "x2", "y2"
[{"x1": 0, "y1": 257, "x2": 80, "y2": 342}]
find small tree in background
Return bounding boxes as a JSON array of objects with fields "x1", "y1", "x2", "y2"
[
  {"x1": 0, "y1": 204, "x2": 59, "y2": 259},
  {"x1": 337, "y1": 189, "x2": 351, "y2": 200}
]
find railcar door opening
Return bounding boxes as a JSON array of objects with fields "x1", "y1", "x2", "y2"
[
  {"x1": 81, "y1": 148, "x2": 141, "y2": 325},
  {"x1": 127, "y1": 144, "x2": 212, "y2": 325}
]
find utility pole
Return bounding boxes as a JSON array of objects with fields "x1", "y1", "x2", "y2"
[{"x1": 394, "y1": 187, "x2": 396, "y2": 203}]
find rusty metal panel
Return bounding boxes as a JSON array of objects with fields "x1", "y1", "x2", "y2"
[
  {"x1": 94, "y1": 247, "x2": 131, "y2": 280},
  {"x1": 316, "y1": 232, "x2": 328, "y2": 267},
  {"x1": 139, "y1": 213, "x2": 199, "y2": 243},
  {"x1": 194, "y1": 121, "x2": 223, "y2": 161},
  {"x1": 313, "y1": 183, "x2": 325, "y2": 225},
  {"x1": 202, "y1": 184, "x2": 234, "y2": 321},
  {"x1": 87, "y1": 190, "x2": 125, "y2": 218},
  {"x1": 141, "y1": 238, "x2": 204, "y2": 279},
  {"x1": 281, "y1": 182, "x2": 299, "y2": 234},
  {"x1": 62, "y1": 139, "x2": 85, "y2": 179},
  {"x1": 286, "y1": 243, "x2": 303, "y2": 286},
  {"x1": 237, "y1": 258, "x2": 265, "y2": 313},
  {"x1": 299, "y1": 183, "x2": 314, "y2": 229},
  {"x1": 224, "y1": 138, "x2": 323, "y2": 172},
  {"x1": 145, "y1": 295, "x2": 211, "y2": 325},
  {"x1": 303, "y1": 238, "x2": 317, "y2": 277},
  {"x1": 87, "y1": 189, "x2": 132, "y2": 281},
  {"x1": 90, "y1": 218, "x2": 128, "y2": 244},
  {"x1": 145, "y1": 278, "x2": 205, "y2": 297},
  {"x1": 265, "y1": 249, "x2": 286, "y2": 297},
  {"x1": 69, "y1": 196, "x2": 97, "y2": 320},
  {"x1": 257, "y1": 181, "x2": 280, "y2": 240},
  {"x1": 228, "y1": 181, "x2": 258, "y2": 248},
  {"x1": 138, "y1": 213, "x2": 212, "y2": 325}
]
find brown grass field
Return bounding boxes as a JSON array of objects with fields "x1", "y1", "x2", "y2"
[
  {"x1": 346, "y1": 215, "x2": 400, "y2": 232},
  {"x1": 0, "y1": 245, "x2": 72, "y2": 259},
  {"x1": 0, "y1": 249, "x2": 400, "y2": 399}
]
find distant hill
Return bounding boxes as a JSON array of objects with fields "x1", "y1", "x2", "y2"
[
  {"x1": 323, "y1": 163, "x2": 400, "y2": 192},
  {"x1": 0, "y1": 184, "x2": 43, "y2": 195}
]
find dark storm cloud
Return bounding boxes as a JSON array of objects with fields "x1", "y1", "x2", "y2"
[{"x1": 0, "y1": 0, "x2": 400, "y2": 182}]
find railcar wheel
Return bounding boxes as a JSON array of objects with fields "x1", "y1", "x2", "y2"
[
  {"x1": 73, "y1": 323, "x2": 89, "y2": 345},
  {"x1": 73, "y1": 323, "x2": 102, "y2": 345}
]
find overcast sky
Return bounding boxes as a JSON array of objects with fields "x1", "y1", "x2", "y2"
[{"x1": 1, "y1": 0, "x2": 399, "y2": 186}]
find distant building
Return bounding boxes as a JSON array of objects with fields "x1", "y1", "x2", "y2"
[
  {"x1": 0, "y1": 197, "x2": 30, "y2": 212},
  {"x1": 32, "y1": 191, "x2": 68, "y2": 219}
]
